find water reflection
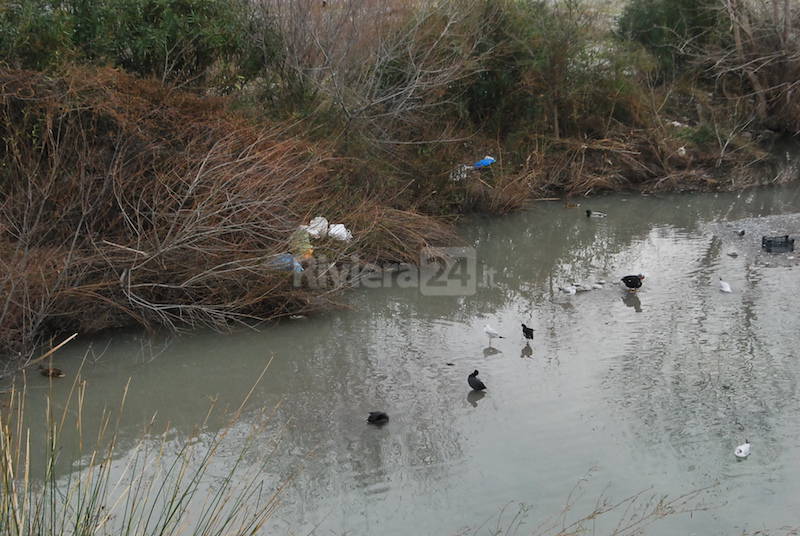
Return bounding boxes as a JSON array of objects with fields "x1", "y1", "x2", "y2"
[
  {"x1": 483, "y1": 346, "x2": 502, "y2": 357},
  {"x1": 9, "y1": 185, "x2": 800, "y2": 535},
  {"x1": 622, "y1": 293, "x2": 643, "y2": 312},
  {"x1": 466, "y1": 390, "x2": 486, "y2": 408}
]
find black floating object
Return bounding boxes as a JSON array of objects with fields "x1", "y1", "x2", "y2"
[
  {"x1": 38, "y1": 365, "x2": 65, "y2": 378},
  {"x1": 762, "y1": 235, "x2": 794, "y2": 253},
  {"x1": 446, "y1": 362, "x2": 455, "y2": 366},
  {"x1": 621, "y1": 274, "x2": 645, "y2": 290},
  {"x1": 468, "y1": 370, "x2": 486, "y2": 391},
  {"x1": 521, "y1": 323, "x2": 534, "y2": 340},
  {"x1": 736, "y1": 229, "x2": 745, "y2": 237},
  {"x1": 367, "y1": 412, "x2": 389, "y2": 425}
]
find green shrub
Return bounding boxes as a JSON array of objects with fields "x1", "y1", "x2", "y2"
[
  {"x1": 677, "y1": 123, "x2": 715, "y2": 146},
  {"x1": 0, "y1": 0, "x2": 257, "y2": 82},
  {"x1": 0, "y1": 1, "x2": 75, "y2": 69},
  {"x1": 448, "y1": 0, "x2": 654, "y2": 140},
  {"x1": 617, "y1": 0, "x2": 720, "y2": 73}
]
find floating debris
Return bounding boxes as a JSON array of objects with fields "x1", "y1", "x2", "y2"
[
  {"x1": 328, "y1": 223, "x2": 353, "y2": 242},
  {"x1": 762, "y1": 235, "x2": 794, "y2": 253},
  {"x1": 734, "y1": 440, "x2": 751, "y2": 459},
  {"x1": 472, "y1": 155, "x2": 496, "y2": 169}
]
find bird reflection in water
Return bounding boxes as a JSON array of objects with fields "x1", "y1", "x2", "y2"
[
  {"x1": 622, "y1": 292, "x2": 642, "y2": 312},
  {"x1": 483, "y1": 346, "x2": 501, "y2": 357},
  {"x1": 521, "y1": 342, "x2": 533, "y2": 358},
  {"x1": 467, "y1": 390, "x2": 486, "y2": 407}
]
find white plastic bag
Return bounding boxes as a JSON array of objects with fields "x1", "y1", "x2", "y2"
[
  {"x1": 328, "y1": 223, "x2": 353, "y2": 242},
  {"x1": 307, "y1": 216, "x2": 329, "y2": 238}
]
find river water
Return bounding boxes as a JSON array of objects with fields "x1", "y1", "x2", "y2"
[{"x1": 14, "y1": 186, "x2": 800, "y2": 535}]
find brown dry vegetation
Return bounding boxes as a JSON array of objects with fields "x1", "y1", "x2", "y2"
[{"x1": 0, "y1": 66, "x2": 453, "y2": 364}]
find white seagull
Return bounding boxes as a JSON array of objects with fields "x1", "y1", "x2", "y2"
[
  {"x1": 735, "y1": 440, "x2": 751, "y2": 459},
  {"x1": 558, "y1": 285, "x2": 577, "y2": 295},
  {"x1": 719, "y1": 278, "x2": 732, "y2": 293},
  {"x1": 484, "y1": 324, "x2": 503, "y2": 344}
]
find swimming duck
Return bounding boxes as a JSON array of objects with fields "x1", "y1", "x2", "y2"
[
  {"x1": 558, "y1": 285, "x2": 577, "y2": 295},
  {"x1": 484, "y1": 324, "x2": 503, "y2": 343},
  {"x1": 736, "y1": 229, "x2": 745, "y2": 237},
  {"x1": 621, "y1": 274, "x2": 645, "y2": 291},
  {"x1": 468, "y1": 370, "x2": 486, "y2": 391},
  {"x1": 586, "y1": 210, "x2": 607, "y2": 218},
  {"x1": 367, "y1": 412, "x2": 389, "y2": 425},
  {"x1": 719, "y1": 278, "x2": 732, "y2": 293},
  {"x1": 521, "y1": 323, "x2": 534, "y2": 340},
  {"x1": 38, "y1": 365, "x2": 65, "y2": 378},
  {"x1": 564, "y1": 201, "x2": 580, "y2": 208},
  {"x1": 734, "y1": 440, "x2": 751, "y2": 458}
]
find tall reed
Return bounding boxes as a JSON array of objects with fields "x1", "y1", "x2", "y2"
[{"x1": 0, "y1": 364, "x2": 288, "y2": 536}]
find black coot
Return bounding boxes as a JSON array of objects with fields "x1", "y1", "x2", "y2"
[
  {"x1": 621, "y1": 274, "x2": 645, "y2": 291},
  {"x1": 367, "y1": 412, "x2": 389, "y2": 425},
  {"x1": 521, "y1": 323, "x2": 534, "y2": 340},
  {"x1": 468, "y1": 370, "x2": 486, "y2": 391}
]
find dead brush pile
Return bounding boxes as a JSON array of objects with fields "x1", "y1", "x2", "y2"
[
  {"x1": 0, "y1": 67, "x2": 452, "y2": 363},
  {"x1": 509, "y1": 122, "x2": 776, "y2": 199}
]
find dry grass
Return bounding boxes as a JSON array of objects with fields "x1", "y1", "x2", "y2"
[
  {"x1": 0, "y1": 363, "x2": 290, "y2": 536},
  {"x1": 0, "y1": 66, "x2": 454, "y2": 364}
]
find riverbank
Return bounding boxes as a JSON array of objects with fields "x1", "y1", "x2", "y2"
[{"x1": 1, "y1": 0, "x2": 799, "y2": 365}]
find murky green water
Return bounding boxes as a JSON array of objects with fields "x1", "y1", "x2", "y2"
[{"x1": 12, "y1": 186, "x2": 800, "y2": 535}]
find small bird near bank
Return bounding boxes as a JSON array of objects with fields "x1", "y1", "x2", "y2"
[
  {"x1": 558, "y1": 284, "x2": 577, "y2": 295},
  {"x1": 521, "y1": 323, "x2": 534, "y2": 340},
  {"x1": 367, "y1": 412, "x2": 389, "y2": 425},
  {"x1": 484, "y1": 324, "x2": 503, "y2": 344},
  {"x1": 468, "y1": 370, "x2": 486, "y2": 391},
  {"x1": 621, "y1": 274, "x2": 645, "y2": 292},
  {"x1": 586, "y1": 210, "x2": 607, "y2": 218},
  {"x1": 719, "y1": 278, "x2": 732, "y2": 293},
  {"x1": 38, "y1": 365, "x2": 65, "y2": 378},
  {"x1": 735, "y1": 440, "x2": 751, "y2": 459}
]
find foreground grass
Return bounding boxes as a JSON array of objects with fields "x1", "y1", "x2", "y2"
[{"x1": 0, "y1": 364, "x2": 291, "y2": 536}]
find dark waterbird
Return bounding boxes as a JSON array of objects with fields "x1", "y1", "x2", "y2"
[
  {"x1": 367, "y1": 412, "x2": 389, "y2": 425},
  {"x1": 586, "y1": 210, "x2": 607, "y2": 218},
  {"x1": 468, "y1": 370, "x2": 486, "y2": 391},
  {"x1": 521, "y1": 323, "x2": 534, "y2": 340},
  {"x1": 621, "y1": 274, "x2": 645, "y2": 291}
]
